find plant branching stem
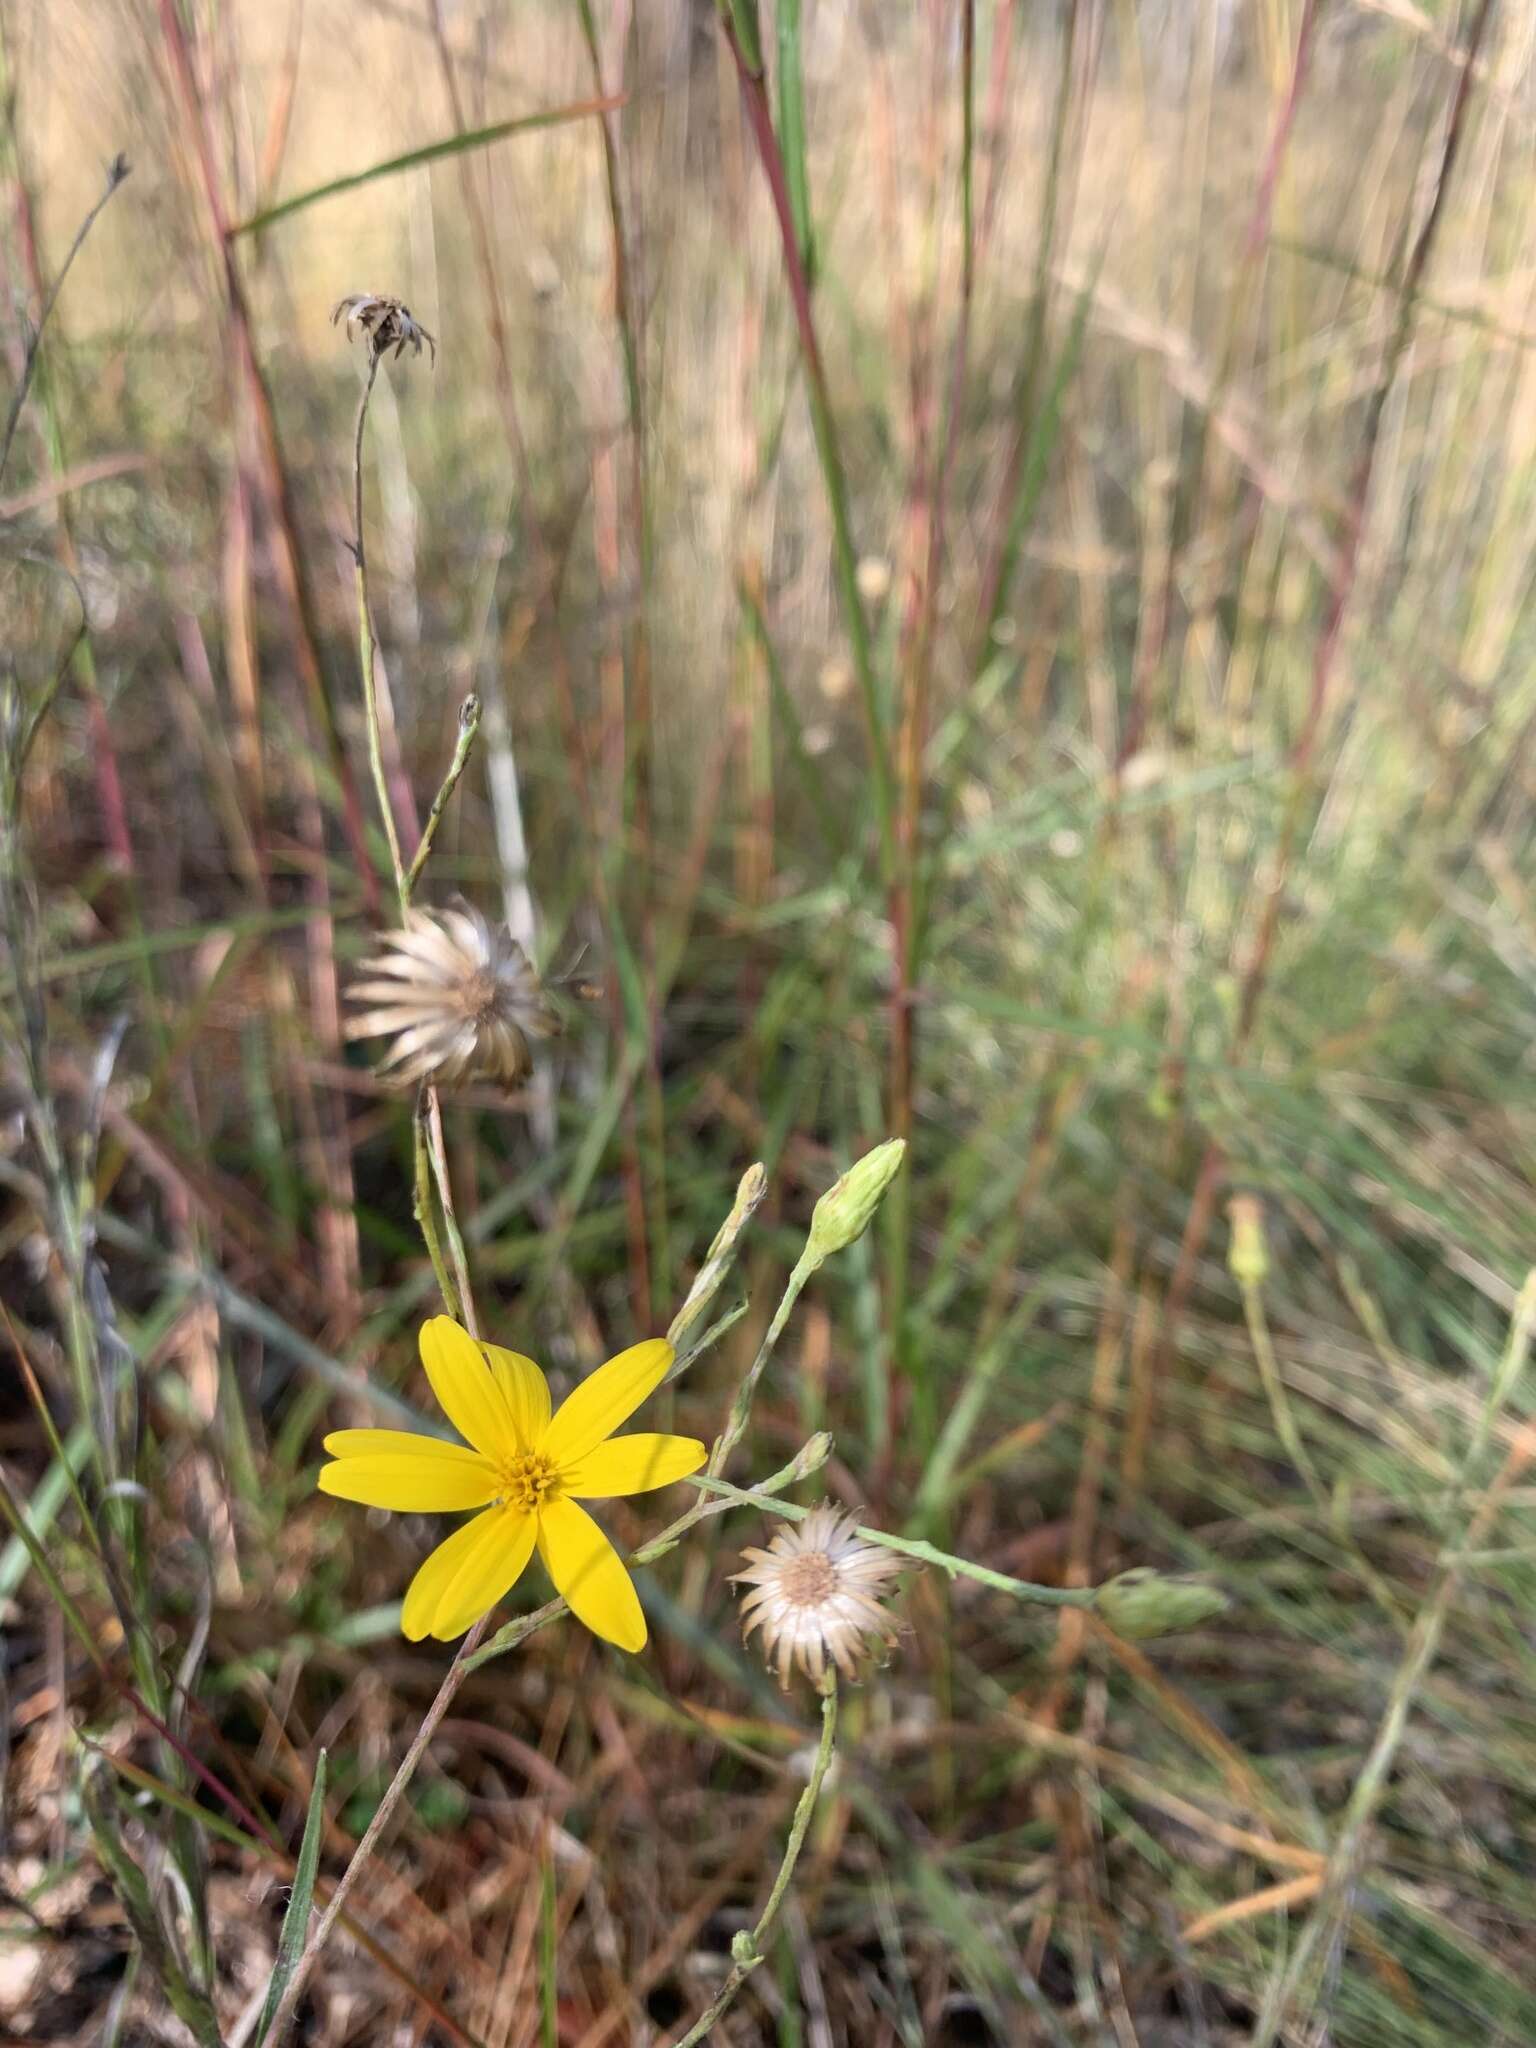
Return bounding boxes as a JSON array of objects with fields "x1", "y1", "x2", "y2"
[
  {"x1": 407, "y1": 693, "x2": 482, "y2": 895},
  {"x1": 670, "y1": 1675, "x2": 839, "y2": 2047},
  {"x1": 685, "y1": 1474, "x2": 1097, "y2": 1609}
]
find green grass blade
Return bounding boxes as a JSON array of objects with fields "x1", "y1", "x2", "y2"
[
  {"x1": 982, "y1": 259, "x2": 1098, "y2": 656},
  {"x1": 230, "y1": 96, "x2": 625, "y2": 237},
  {"x1": 253, "y1": 1749, "x2": 328, "y2": 2047},
  {"x1": 776, "y1": 0, "x2": 815, "y2": 283}
]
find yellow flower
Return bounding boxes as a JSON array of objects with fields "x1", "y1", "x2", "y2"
[{"x1": 318, "y1": 1317, "x2": 704, "y2": 1651}]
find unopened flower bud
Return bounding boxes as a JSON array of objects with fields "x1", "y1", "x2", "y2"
[
  {"x1": 787, "y1": 1432, "x2": 835, "y2": 1484},
  {"x1": 807, "y1": 1139, "x2": 906, "y2": 1267},
  {"x1": 1227, "y1": 1194, "x2": 1269, "y2": 1288},
  {"x1": 1094, "y1": 1568, "x2": 1228, "y2": 1640}
]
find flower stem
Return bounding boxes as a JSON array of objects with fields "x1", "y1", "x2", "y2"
[
  {"x1": 265, "y1": 1615, "x2": 489, "y2": 2046},
  {"x1": 406, "y1": 692, "x2": 482, "y2": 897},
  {"x1": 670, "y1": 1674, "x2": 839, "y2": 2047},
  {"x1": 425, "y1": 1085, "x2": 477, "y2": 1337},
  {"x1": 351, "y1": 348, "x2": 407, "y2": 919},
  {"x1": 412, "y1": 1089, "x2": 461, "y2": 1322},
  {"x1": 706, "y1": 1247, "x2": 817, "y2": 1478},
  {"x1": 685, "y1": 1474, "x2": 1098, "y2": 1609}
]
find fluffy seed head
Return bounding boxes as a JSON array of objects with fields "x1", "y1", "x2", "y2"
[
  {"x1": 732, "y1": 1506, "x2": 904, "y2": 1689},
  {"x1": 345, "y1": 904, "x2": 560, "y2": 1090},
  {"x1": 332, "y1": 293, "x2": 436, "y2": 365}
]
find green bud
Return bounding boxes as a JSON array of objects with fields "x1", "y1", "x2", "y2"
[
  {"x1": 1093, "y1": 1568, "x2": 1228, "y2": 1640},
  {"x1": 787, "y1": 1431, "x2": 835, "y2": 1484},
  {"x1": 1226, "y1": 1194, "x2": 1269, "y2": 1288},
  {"x1": 807, "y1": 1139, "x2": 906, "y2": 1267}
]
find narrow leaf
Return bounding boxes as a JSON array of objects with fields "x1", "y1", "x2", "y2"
[
  {"x1": 231, "y1": 97, "x2": 624, "y2": 237},
  {"x1": 776, "y1": 0, "x2": 815, "y2": 283},
  {"x1": 253, "y1": 1749, "x2": 328, "y2": 2047}
]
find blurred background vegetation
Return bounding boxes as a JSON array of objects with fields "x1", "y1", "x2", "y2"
[{"x1": 5, "y1": 0, "x2": 1536, "y2": 2041}]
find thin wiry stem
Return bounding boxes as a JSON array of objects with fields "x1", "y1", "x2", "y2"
[
  {"x1": 351, "y1": 349, "x2": 407, "y2": 916},
  {"x1": 412, "y1": 1089, "x2": 462, "y2": 1322},
  {"x1": 685, "y1": 1474, "x2": 1097, "y2": 1609},
  {"x1": 0, "y1": 153, "x2": 129, "y2": 490},
  {"x1": 265, "y1": 1616, "x2": 490, "y2": 2046},
  {"x1": 670, "y1": 1674, "x2": 839, "y2": 2047},
  {"x1": 425, "y1": 1085, "x2": 477, "y2": 1337},
  {"x1": 406, "y1": 693, "x2": 482, "y2": 896}
]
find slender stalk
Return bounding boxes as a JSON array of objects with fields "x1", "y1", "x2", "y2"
[
  {"x1": 0, "y1": 153, "x2": 129, "y2": 488},
  {"x1": 265, "y1": 1615, "x2": 490, "y2": 2046},
  {"x1": 670, "y1": 1675, "x2": 839, "y2": 2047},
  {"x1": 707, "y1": 1247, "x2": 818, "y2": 1477},
  {"x1": 406, "y1": 693, "x2": 482, "y2": 896},
  {"x1": 413, "y1": 1090, "x2": 462, "y2": 1322},
  {"x1": 348, "y1": 336, "x2": 481, "y2": 1326},
  {"x1": 426, "y1": 1086, "x2": 477, "y2": 1338},
  {"x1": 686, "y1": 1474, "x2": 1097, "y2": 1609},
  {"x1": 351, "y1": 349, "x2": 406, "y2": 916}
]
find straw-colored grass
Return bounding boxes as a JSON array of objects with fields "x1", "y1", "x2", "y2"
[{"x1": 5, "y1": 1, "x2": 1536, "y2": 2042}]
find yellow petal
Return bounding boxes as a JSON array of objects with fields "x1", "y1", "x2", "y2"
[
  {"x1": 560, "y1": 1434, "x2": 706, "y2": 1499},
  {"x1": 318, "y1": 1452, "x2": 499, "y2": 1512},
  {"x1": 536, "y1": 1497, "x2": 646, "y2": 1652},
  {"x1": 430, "y1": 1506, "x2": 538, "y2": 1641},
  {"x1": 401, "y1": 1510, "x2": 498, "y2": 1639},
  {"x1": 419, "y1": 1316, "x2": 517, "y2": 1457},
  {"x1": 482, "y1": 1345, "x2": 551, "y2": 1449},
  {"x1": 400, "y1": 1507, "x2": 529, "y2": 1640},
  {"x1": 322, "y1": 1429, "x2": 476, "y2": 1461},
  {"x1": 542, "y1": 1339, "x2": 674, "y2": 1466}
]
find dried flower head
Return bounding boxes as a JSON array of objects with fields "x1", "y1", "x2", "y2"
[
  {"x1": 345, "y1": 904, "x2": 560, "y2": 1090},
  {"x1": 332, "y1": 293, "x2": 436, "y2": 365},
  {"x1": 733, "y1": 1506, "x2": 903, "y2": 1688}
]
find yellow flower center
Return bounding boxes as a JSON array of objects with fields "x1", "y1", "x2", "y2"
[
  {"x1": 780, "y1": 1551, "x2": 837, "y2": 1607},
  {"x1": 497, "y1": 1450, "x2": 559, "y2": 1512}
]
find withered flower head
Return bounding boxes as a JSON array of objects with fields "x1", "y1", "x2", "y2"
[
  {"x1": 733, "y1": 1506, "x2": 904, "y2": 1688},
  {"x1": 345, "y1": 905, "x2": 559, "y2": 1090},
  {"x1": 332, "y1": 293, "x2": 436, "y2": 365}
]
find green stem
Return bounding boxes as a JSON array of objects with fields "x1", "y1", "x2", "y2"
[
  {"x1": 686, "y1": 1474, "x2": 1097, "y2": 1609},
  {"x1": 671, "y1": 1675, "x2": 839, "y2": 2047},
  {"x1": 707, "y1": 1248, "x2": 817, "y2": 1477},
  {"x1": 413, "y1": 1089, "x2": 462, "y2": 1321},
  {"x1": 352, "y1": 348, "x2": 407, "y2": 917},
  {"x1": 406, "y1": 693, "x2": 481, "y2": 898},
  {"x1": 425, "y1": 1085, "x2": 476, "y2": 1335}
]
